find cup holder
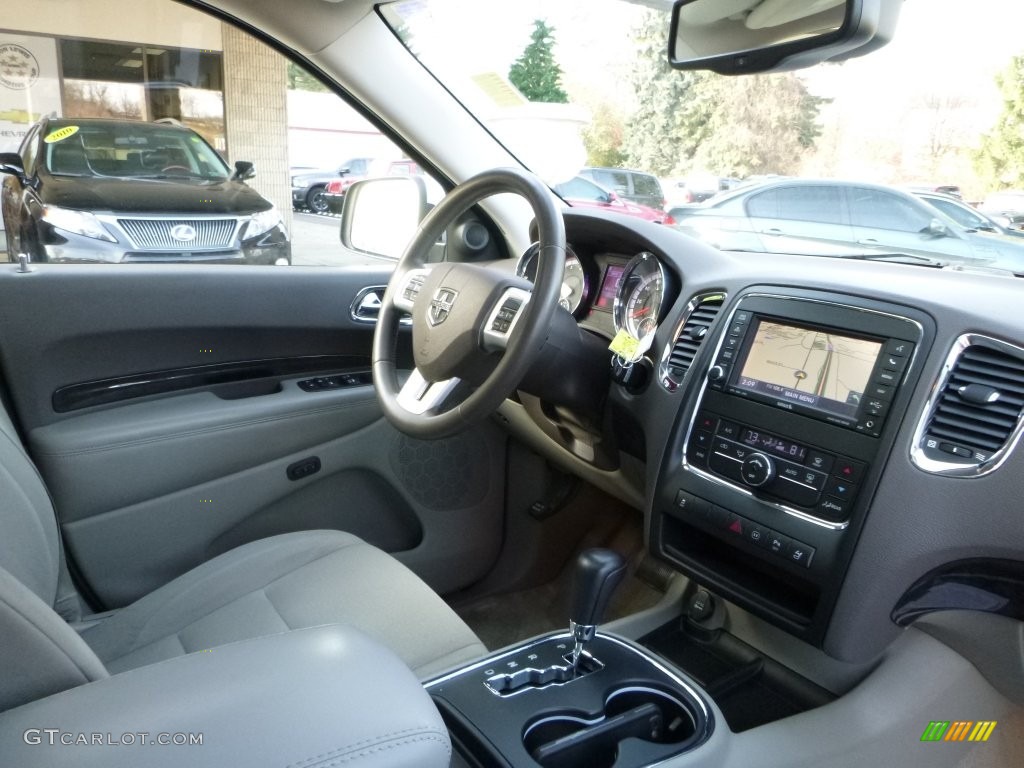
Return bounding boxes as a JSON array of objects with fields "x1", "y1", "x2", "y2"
[{"x1": 523, "y1": 686, "x2": 699, "y2": 768}]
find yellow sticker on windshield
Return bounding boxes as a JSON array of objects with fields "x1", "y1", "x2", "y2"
[
  {"x1": 44, "y1": 126, "x2": 79, "y2": 144},
  {"x1": 609, "y1": 329, "x2": 641, "y2": 361}
]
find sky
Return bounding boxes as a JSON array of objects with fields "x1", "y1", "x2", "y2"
[{"x1": 391, "y1": 0, "x2": 1024, "y2": 193}]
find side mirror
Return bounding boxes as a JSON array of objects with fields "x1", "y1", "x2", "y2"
[
  {"x1": 337, "y1": 167, "x2": 351, "y2": 177},
  {"x1": 669, "y1": 0, "x2": 902, "y2": 75},
  {"x1": 232, "y1": 160, "x2": 255, "y2": 181},
  {"x1": 340, "y1": 176, "x2": 429, "y2": 259},
  {"x1": 0, "y1": 152, "x2": 26, "y2": 178},
  {"x1": 606, "y1": 190, "x2": 620, "y2": 204},
  {"x1": 924, "y1": 218, "x2": 950, "y2": 238}
]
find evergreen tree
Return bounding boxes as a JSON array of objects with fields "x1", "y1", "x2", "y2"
[
  {"x1": 976, "y1": 55, "x2": 1024, "y2": 190},
  {"x1": 622, "y1": 10, "x2": 824, "y2": 178},
  {"x1": 509, "y1": 20, "x2": 569, "y2": 104}
]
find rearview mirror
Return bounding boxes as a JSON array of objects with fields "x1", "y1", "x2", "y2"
[
  {"x1": 669, "y1": 0, "x2": 902, "y2": 75},
  {"x1": 0, "y1": 152, "x2": 26, "y2": 177},
  {"x1": 340, "y1": 176, "x2": 429, "y2": 259},
  {"x1": 232, "y1": 160, "x2": 255, "y2": 181}
]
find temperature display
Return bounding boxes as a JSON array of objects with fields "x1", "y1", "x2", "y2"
[{"x1": 741, "y1": 429, "x2": 808, "y2": 462}]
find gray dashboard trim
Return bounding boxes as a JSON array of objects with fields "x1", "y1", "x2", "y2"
[{"x1": 679, "y1": 292, "x2": 924, "y2": 531}]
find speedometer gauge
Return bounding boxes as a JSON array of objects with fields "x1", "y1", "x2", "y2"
[
  {"x1": 613, "y1": 252, "x2": 666, "y2": 345},
  {"x1": 516, "y1": 243, "x2": 589, "y2": 314}
]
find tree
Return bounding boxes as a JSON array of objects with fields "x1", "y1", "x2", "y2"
[
  {"x1": 621, "y1": 11, "x2": 702, "y2": 176},
  {"x1": 582, "y1": 102, "x2": 628, "y2": 167},
  {"x1": 508, "y1": 19, "x2": 569, "y2": 103},
  {"x1": 685, "y1": 71, "x2": 827, "y2": 178},
  {"x1": 287, "y1": 61, "x2": 328, "y2": 93},
  {"x1": 621, "y1": 10, "x2": 824, "y2": 178},
  {"x1": 976, "y1": 55, "x2": 1024, "y2": 190}
]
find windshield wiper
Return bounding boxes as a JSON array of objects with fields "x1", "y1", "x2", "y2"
[{"x1": 828, "y1": 252, "x2": 949, "y2": 267}]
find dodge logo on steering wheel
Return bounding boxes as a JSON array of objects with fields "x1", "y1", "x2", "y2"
[{"x1": 428, "y1": 288, "x2": 458, "y2": 326}]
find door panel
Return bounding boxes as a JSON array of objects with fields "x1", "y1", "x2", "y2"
[{"x1": 0, "y1": 266, "x2": 506, "y2": 608}]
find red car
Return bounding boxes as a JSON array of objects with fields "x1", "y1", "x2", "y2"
[
  {"x1": 324, "y1": 160, "x2": 424, "y2": 214},
  {"x1": 555, "y1": 176, "x2": 673, "y2": 224}
]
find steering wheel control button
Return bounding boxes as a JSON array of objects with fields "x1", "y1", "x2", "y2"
[{"x1": 741, "y1": 453, "x2": 774, "y2": 487}]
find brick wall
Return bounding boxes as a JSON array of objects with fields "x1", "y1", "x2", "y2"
[{"x1": 221, "y1": 25, "x2": 292, "y2": 232}]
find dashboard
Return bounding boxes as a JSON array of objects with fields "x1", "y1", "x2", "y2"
[{"x1": 515, "y1": 209, "x2": 1024, "y2": 664}]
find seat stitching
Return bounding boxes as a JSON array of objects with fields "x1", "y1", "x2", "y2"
[
  {"x1": 118, "y1": 538, "x2": 361, "y2": 655},
  {"x1": 284, "y1": 729, "x2": 449, "y2": 768},
  {"x1": 308, "y1": 735, "x2": 451, "y2": 768}
]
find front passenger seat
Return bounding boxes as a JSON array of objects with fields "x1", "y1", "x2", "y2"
[{"x1": 0, "y1": 403, "x2": 486, "y2": 712}]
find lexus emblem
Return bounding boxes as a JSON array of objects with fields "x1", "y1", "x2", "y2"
[
  {"x1": 170, "y1": 224, "x2": 197, "y2": 242},
  {"x1": 428, "y1": 287, "x2": 458, "y2": 326}
]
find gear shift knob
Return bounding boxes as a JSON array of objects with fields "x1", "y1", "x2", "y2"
[{"x1": 569, "y1": 548, "x2": 626, "y2": 667}]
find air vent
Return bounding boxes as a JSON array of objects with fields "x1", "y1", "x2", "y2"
[
  {"x1": 913, "y1": 335, "x2": 1024, "y2": 476},
  {"x1": 660, "y1": 293, "x2": 725, "y2": 391}
]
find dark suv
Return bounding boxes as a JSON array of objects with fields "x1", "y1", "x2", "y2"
[
  {"x1": 0, "y1": 118, "x2": 290, "y2": 265},
  {"x1": 290, "y1": 157, "x2": 373, "y2": 213},
  {"x1": 578, "y1": 167, "x2": 666, "y2": 210}
]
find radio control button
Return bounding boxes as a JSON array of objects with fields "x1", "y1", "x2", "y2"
[
  {"x1": 885, "y1": 339, "x2": 913, "y2": 358},
  {"x1": 824, "y1": 476, "x2": 855, "y2": 499},
  {"x1": 770, "y1": 476, "x2": 821, "y2": 508},
  {"x1": 723, "y1": 336, "x2": 741, "y2": 349},
  {"x1": 785, "y1": 541, "x2": 815, "y2": 568},
  {"x1": 719, "y1": 348, "x2": 736, "y2": 362},
  {"x1": 805, "y1": 450, "x2": 834, "y2": 473},
  {"x1": 746, "y1": 523, "x2": 771, "y2": 549},
  {"x1": 696, "y1": 413, "x2": 717, "y2": 431},
  {"x1": 717, "y1": 420, "x2": 740, "y2": 439},
  {"x1": 817, "y1": 495, "x2": 851, "y2": 521},
  {"x1": 709, "y1": 451, "x2": 744, "y2": 483},
  {"x1": 767, "y1": 531, "x2": 790, "y2": 555},
  {"x1": 875, "y1": 368, "x2": 900, "y2": 386},
  {"x1": 741, "y1": 453, "x2": 775, "y2": 487},
  {"x1": 735, "y1": 311, "x2": 751, "y2": 323},
  {"x1": 880, "y1": 353, "x2": 908, "y2": 373},
  {"x1": 865, "y1": 383, "x2": 893, "y2": 401},
  {"x1": 833, "y1": 458, "x2": 865, "y2": 483},
  {"x1": 728, "y1": 322, "x2": 746, "y2": 336},
  {"x1": 865, "y1": 398, "x2": 888, "y2": 416},
  {"x1": 708, "y1": 365, "x2": 728, "y2": 382}
]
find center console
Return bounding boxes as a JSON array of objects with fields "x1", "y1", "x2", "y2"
[
  {"x1": 653, "y1": 291, "x2": 931, "y2": 643},
  {"x1": 424, "y1": 549, "x2": 719, "y2": 768}
]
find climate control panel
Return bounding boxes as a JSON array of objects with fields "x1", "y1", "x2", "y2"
[{"x1": 688, "y1": 411, "x2": 865, "y2": 523}]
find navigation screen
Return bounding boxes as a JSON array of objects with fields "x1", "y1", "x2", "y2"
[
  {"x1": 594, "y1": 264, "x2": 625, "y2": 310},
  {"x1": 735, "y1": 320, "x2": 882, "y2": 420}
]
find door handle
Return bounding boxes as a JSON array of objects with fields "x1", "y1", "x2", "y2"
[
  {"x1": 857, "y1": 238, "x2": 879, "y2": 245},
  {"x1": 350, "y1": 286, "x2": 385, "y2": 322},
  {"x1": 762, "y1": 227, "x2": 784, "y2": 236}
]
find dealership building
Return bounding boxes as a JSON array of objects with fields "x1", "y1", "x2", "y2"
[{"x1": 0, "y1": 0, "x2": 405, "y2": 238}]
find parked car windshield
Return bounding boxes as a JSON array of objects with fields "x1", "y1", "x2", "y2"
[
  {"x1": 44, "y1": 120, "x2": 231, "y2": 181},
  {"x1": 381, "y1": 0, "x2": 1024, "y2": 275}
]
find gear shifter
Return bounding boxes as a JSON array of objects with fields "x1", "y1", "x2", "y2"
[{"x1": 569, "y1": 548, "x2": 627, "y2": 669}]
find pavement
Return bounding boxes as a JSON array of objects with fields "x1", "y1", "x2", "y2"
[{"x1": 289, "y1": 210, "x2": 394, "y2": 268}]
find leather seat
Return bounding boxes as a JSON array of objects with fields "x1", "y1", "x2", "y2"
[{"x1": 0, "y1": 404, "x2": 486, "y2": 712}]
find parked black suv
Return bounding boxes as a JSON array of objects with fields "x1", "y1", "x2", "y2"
[
  {"x1": 0, "y1": 118, "x2": 290, "y2": 265},
  {"x1": 290, "y1": 157, "x2": 373, "y2": 213}
]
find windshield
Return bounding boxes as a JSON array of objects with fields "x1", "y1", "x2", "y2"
[
  {"x1": 382, "y1": 0, "x2": 1024, "y2": 275},
  {"x1": 44, "y1": 120, "x2": 231, "y2": 180}
]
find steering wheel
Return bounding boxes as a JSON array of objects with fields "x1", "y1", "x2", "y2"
[{"x1": 372, "y1": 167, "x2": 566, "y2": 439}]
